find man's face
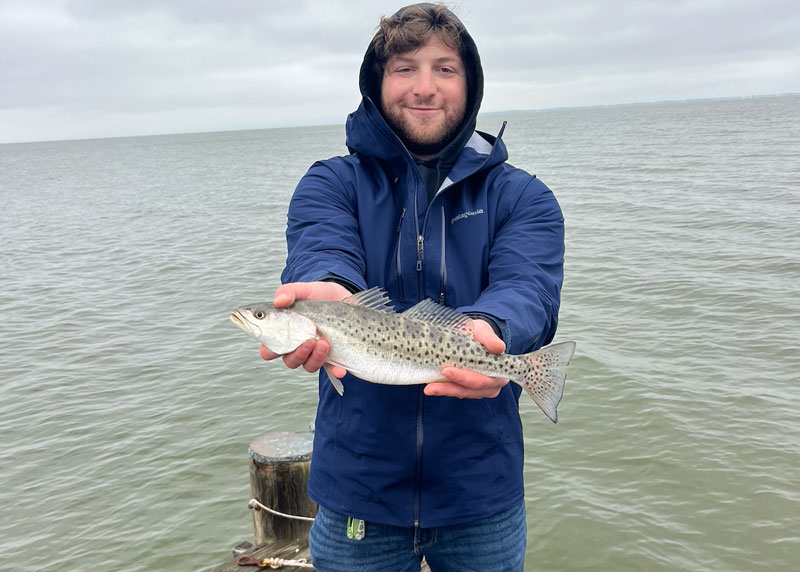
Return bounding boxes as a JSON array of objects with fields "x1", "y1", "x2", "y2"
[{"x1": 380, "y1": 36, "x2": 467, "y2": 157}]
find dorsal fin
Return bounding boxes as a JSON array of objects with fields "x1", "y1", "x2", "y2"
[
  {"x1": 402, "y1": 299, "x2": 473, "y2": 335},
  {"x1": 342, "y1": 286, "x2": 394, "y2": 312}
]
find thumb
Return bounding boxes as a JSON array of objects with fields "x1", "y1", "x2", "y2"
[
  {"x1": 472, "y1": 319, "x2": 506, "y2": 354},
  {"x1": 273, "y1": 284, "x2": 298, "y2": 308}
]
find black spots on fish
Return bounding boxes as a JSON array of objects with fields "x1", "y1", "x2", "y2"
[
  {"x1": 371, "y1": 315, "x2": 392, "y2": 336},
  {"x1": 350, "y1": 317, "x2": 363, "y2": 337},
  {"x1": 524, "y1": 380, "x2": 544, "y2": 397}
]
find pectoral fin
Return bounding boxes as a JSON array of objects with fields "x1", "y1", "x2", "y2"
[{"x1": 323, "y1": 364, "x2": 344, "y2": 396}]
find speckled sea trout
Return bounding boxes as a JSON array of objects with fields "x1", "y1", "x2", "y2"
[{"x1": 229, "y1": 287, "x2": 576, "y2": 423}]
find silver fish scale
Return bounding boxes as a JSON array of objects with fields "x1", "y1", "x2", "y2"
[{"x1": 291, "y1": 300, "x2": 513, "y2": 384}]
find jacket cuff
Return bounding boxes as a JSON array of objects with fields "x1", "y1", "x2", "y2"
[{"x1": 316, "y1": 273, "x2": 361, "y2": 294}]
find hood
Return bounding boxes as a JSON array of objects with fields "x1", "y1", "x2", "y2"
[{"x1": 356, "y1": 3, "x2": 484, "y2": 161}]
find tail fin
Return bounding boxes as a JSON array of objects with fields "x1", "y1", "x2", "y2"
[{"x1": 517, "y1": 341, "x2": 576, "y2": 423}]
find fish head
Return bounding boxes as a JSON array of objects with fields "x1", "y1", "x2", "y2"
[{"x1": 228, "y1": 304, "x2": 317, "y2": 355}]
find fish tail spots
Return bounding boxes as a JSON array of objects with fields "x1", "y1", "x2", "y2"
[{"x1": 516, "y1": 341, "x2": 576, "y2": 423}]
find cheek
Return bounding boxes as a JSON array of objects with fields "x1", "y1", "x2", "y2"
[
  {"x1": 381, "y1": 79, "x2": 402, "y2": 106},
  {"x1": 448, "y1": 80, "x2": 467, "y2": 109}
]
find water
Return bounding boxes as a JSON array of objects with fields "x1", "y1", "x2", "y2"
[{"x1": 1, "y1": 95, "x2": 798, "y2": 571}]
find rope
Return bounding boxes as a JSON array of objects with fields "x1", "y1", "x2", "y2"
[
  {"x1": 237, "y1": 554, "x2": 315, "y2": 569},
  {"x1": 248, "y1": 498, "x2": 316, "y2": 522}
]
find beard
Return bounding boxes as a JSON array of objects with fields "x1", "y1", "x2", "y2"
[{"x1": 381, "y1": 99, "x2": 466, "y2": 156}]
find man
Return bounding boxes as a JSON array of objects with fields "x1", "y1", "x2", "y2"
[{"x1": 260, "y1": 4, "x2": 565, "y2": 571}]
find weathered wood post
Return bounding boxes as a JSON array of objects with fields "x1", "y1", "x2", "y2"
[{"x1": 248, "y1": 431, "x2": 317, "y2": 545}]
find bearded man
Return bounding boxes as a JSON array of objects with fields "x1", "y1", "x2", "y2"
[{"x1": 259, "y1": 4, "x2": 566, "y2": 571}]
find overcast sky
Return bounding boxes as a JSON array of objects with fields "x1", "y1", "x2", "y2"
[{"x1": 1, "y1": 0, "x2": 798, "y2": 144}]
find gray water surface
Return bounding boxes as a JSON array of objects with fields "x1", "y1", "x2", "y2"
[{"x1": 1, "y1": 95, "x2": 798, "y2": 571}]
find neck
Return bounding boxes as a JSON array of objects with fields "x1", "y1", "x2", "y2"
[{"x1": 412, "y1": 151, "x2": 437, "y2": 161}]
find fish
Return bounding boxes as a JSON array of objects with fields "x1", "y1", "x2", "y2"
[{"x1": 228, "y1": 287, "x2": 576, "y2": 423}]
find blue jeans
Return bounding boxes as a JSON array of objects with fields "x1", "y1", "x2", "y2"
[{"x1": 309, "y1": 502, "x2": 527, "y2": 572}]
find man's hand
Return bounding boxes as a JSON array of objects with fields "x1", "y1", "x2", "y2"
[
  {"x1": 424, "y1": 319, "x2": 509, "y2": 399},
  {"x1": 258, "y1": 281, "x2": 350, "y2": 377}
]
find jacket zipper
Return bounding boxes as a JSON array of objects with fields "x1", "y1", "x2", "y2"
[
  {"x1": 365, "y1": 100, "x2": 502, "y2": 528},
  {"x1": 416, "y1": 180, "x2": 452, "y2": 292},
  {"x1": 416, "y1": 235, "x2": 424, "y2": 271},
  {"x1": 380, "y1": 114, "x2": 457, "y2": 527},
  {"x1": 413, "y1": 178, "x2": 425, "y2": 297},
  {"x1": 413, "y1": 387, "x2": 425, "y2": 527},
  {"x1": 412, "y1": 179, "x2": 424, "y2": 527},
  {"x1": 412, "y1": 199, "x2": 449, "y2": 528},
  {"x1": 395, "y1": 207, "x2": 406, "y2": 298},
  {"x1": 439, "y1": 206, "x2": 446, "y2": 304}
]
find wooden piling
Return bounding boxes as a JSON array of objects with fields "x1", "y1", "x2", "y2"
[
  {"x1": 248, "y1": 431, "x2": 318, "y2": 545},
  {"x1": 206, "y1": 431, "x2": 317, "y2": 572},
  {"x1": 207, "y1": 430, "x2": 433, "y2": 571}
]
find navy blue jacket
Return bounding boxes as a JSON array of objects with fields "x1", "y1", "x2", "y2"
[{"x1": 280, "y1": 95, "x2": 565, "y2": 527}]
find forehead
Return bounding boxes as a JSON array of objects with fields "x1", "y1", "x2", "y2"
[{"x1": 386, "y1": 36, "x2": 463, "y2": 64}]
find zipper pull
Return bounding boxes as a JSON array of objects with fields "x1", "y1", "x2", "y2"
[{"x1": 416, "y1": 235, "x2": 424, "y2": 271}]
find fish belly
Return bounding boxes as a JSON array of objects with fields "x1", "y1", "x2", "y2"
[{"x1": 327, "y1": 345, "x2": 443, "y2": 385}]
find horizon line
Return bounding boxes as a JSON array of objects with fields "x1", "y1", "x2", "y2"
[{"x1": 2, "y1": 92, "x2": 797, "y2": 146}]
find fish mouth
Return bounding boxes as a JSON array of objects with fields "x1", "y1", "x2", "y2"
[{"x1": 228, "y1": 311, "x2": 246, "y2": 328}]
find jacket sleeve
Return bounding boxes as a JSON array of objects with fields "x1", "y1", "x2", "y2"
[
  {"x1": 280, "y1": 160, "x2": 368, "y2": 293},
  {"x1": 458, "y1": 176, "x2": 565, "y2": 355}
]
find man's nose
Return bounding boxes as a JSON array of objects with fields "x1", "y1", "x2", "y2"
[{"x1": 412, "y1": 69, "x2": 437, "y2": 98}]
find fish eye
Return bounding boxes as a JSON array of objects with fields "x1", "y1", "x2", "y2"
[{"x1": 254, "y1": 310, "x2": 265, "y2": 320}]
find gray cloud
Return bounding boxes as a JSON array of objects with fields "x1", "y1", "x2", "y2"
[{"x1": 1, "y1": 0, "x2": 797, "y2": 143}]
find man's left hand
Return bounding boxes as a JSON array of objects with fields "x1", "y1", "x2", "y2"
[{"x1": 424, "y1": 319, "x2": 509, "y2": 399}]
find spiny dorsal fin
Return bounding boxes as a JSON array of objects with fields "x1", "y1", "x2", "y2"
[
  {"x1": 402, "y1": 299, "x2": 474, "y2": 335},
  {"x1": 342, "y1": 286, "x2": 394, "y2": 312}
]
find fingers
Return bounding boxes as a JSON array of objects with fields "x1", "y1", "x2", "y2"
[
  {"x1": 425, "y1": 367, "x2": 509, "y2": 399},
  {"x1": 260, "y1": 339, "x2": 333, "y2": 375},
  {"x1": 299, "y1": 339, "x2": 331, "y2": 374},
  {"x1": 259, "y1": 345, "x2": 279, "y2": 361},
  {"x1": 280, "y1": 339, "x2": 331, "y2": 373},
  {"x1": 273, "y1": 281, "x2": 352, "y2": 308},
  {"x1": 472, "y1": 319, "x2": 505, "y2": 354},
  {"x1": 422, "y1": 318, "x2": 508, "y2": 399},
  {"x1": 327, "y1": 365, "x2": 347, "y2": 379}
]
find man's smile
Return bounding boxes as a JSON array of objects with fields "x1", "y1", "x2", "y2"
[{"x1": 405, "y1": 106, "x2": 442, "y2": 114}]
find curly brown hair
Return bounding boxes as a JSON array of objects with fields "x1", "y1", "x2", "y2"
[{"x1": 371, "y1": 3, "x2": 464, "y2": 67}]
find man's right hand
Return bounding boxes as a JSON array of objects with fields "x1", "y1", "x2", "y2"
[{"x1": 258, "y1": 281, "x2": 351, "y2": 377}]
